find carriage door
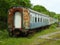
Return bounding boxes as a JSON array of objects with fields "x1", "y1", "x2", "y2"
[{"x1": 14, "y1": 12, "x2": 21, "y2": 28}]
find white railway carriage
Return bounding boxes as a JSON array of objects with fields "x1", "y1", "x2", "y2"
[
  {"x1": 8, "y1": 7, "x2": 58, "y2": 36},
  {"x1": 29, "y1": 9, "x2": 50, "y2": 29}
]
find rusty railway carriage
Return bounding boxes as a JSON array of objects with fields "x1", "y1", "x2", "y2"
[{"x1": 8, "y1": 7, "x2": 58, "y2": 36}]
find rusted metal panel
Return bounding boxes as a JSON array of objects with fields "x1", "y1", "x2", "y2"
[
  {"x1": 23, "y1": 8, "x2": 30, "y2": 29},
  {"x1": 8, "y1": 7, "x2": 23, "y2": 30}
]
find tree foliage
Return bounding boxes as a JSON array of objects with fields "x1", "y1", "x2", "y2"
[
  {"x1": 5, "y1": 0, "x2": 32, "y2": 8},
  {"x1": 32, "y1": 5, "x2": 47, "y2": 12},
  {"x1": 0, "y1": 0, "x2": 10, "y2": 29},
  {"x1": 49, "y1": 12, "x2": 56, "y2": 17}
]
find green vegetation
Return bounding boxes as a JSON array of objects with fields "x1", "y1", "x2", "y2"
[
  {"x1": 51, "y1": 33, "x2": 60, "y2": 39},
  {"x1": 35, "y1": 39, "x2": 60, "y2": 45},
  {"x1": 32, "y1": 5, "x2": 47, "y2": 13},
  {"x1": 0, "y1": 28, "x2": 60, "y2": 45}
]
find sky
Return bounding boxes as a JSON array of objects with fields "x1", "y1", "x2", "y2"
[{"x1": 30, "y1": 0, "x2": 60, "y2": 14}]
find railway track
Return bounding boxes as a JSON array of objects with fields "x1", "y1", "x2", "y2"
[
  {"x1": 32, "y1": 28, "x2": 60, "y2": 45},
  {"x1": 38, "y1": 31, "x2": 60, "y2": 40}
]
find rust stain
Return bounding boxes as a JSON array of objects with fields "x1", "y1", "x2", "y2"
[{"x1": 23, "y1": 8, "x2": 30, "y2": 27}]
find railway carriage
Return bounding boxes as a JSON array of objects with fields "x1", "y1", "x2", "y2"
[
  {"x1": 8, "y1": 7, "x2": 58, "y2": 36},
  {"x1": 29, "y1": 9, "x2": 49, "y2": 29}
]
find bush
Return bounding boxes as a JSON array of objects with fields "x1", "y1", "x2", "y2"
[
  {"x1": 0, "y1": 21, "x2": 7, "y2": 30},
  {"x1": 49, "y1": 23, "x2": 58, "y2": 29},
  {"x1": 0, "y1": 30, "x2": 9, "y2": 40}
]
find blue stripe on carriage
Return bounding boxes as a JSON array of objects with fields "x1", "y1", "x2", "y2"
[{"x1": 29, "y1": 22, "x2": 49, "y2": 29}]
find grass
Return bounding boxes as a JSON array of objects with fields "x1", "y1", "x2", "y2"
[
  {"x1": 51, "y1": 33, "x2": 60, "y2": 39},
  {"x1": 32, "y1": 39, "x2": 60, "y2": 45},
  {"x1": 0, "y1": 27, "x2": 60, "y2": 45},
  {"x1": 39, "y1": 39, "x2": 60, "y2": 45}
]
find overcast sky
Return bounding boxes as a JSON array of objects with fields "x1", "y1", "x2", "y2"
[{"x1": 30, "y1": 0, "x2": 60, "y2": 14}]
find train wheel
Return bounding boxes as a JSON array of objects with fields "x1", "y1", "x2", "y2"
[
  {"x1": 23, "y1": 32, "x2": 28, "y2": 37},
  {"x1": 13, "y1": 30, "x2": 20, "y2": 37}
]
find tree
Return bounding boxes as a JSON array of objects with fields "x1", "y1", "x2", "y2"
[
  {"x1": 56, "y1": 14, "x2": 60, "y2": 21},
  {"x1": 32, "y1": 5, "x2": 47, "y2": 12},
  {"x1": 5, "y1": 0, "x2": 32, "y2": 8},
  {"x1": 19, "y1": 0, "x2": 32, "y2": 8},
  {"x1": 48, "y1": 12, "x2": 56, "y2": 17},
  {"x1": 0, "y1": 0, "x2": 10, "y2": 29}
]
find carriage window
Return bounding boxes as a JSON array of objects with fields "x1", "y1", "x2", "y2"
[
  {"x1": 35, "y1": 17, "x2": 37, "y2": 22},
  {"x1": 38, "y1": 18, "x2": 39, "y2": 22},
  {"x1": 30, "y1": 15, "x2": 35, "y2": 23},
  {"x1": 32, "y1": 16, "x2": 34, "y2": 23},
  {"x1": 33, "y1": 17, "x2": 35, "y2": 22},
  {"x1": 30, "y1": 15, "x2": 32, "y2": 23},
  {"x1": 30, "y1": 12, "x2": 36, "y2": 23},
  {"x1": 43, "y1": 19, "x2": 48, "y2": 22},
  {"x1": 41, "y1": 18, "x2": 42, "y2": 22},
  {"x1": 39, "y1": 18, "x2": 42, "y2": 22}
]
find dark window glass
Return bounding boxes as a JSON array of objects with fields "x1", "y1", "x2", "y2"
[
  {"x1": 39, "y1": 18, "x2": 42, "y2": 22},
  {"x1": 38, "y1": 18, "x2": 39, "y2": 22},
  {"x1": 35, "y1": 17, "x2": 37, "y2": 22}
]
